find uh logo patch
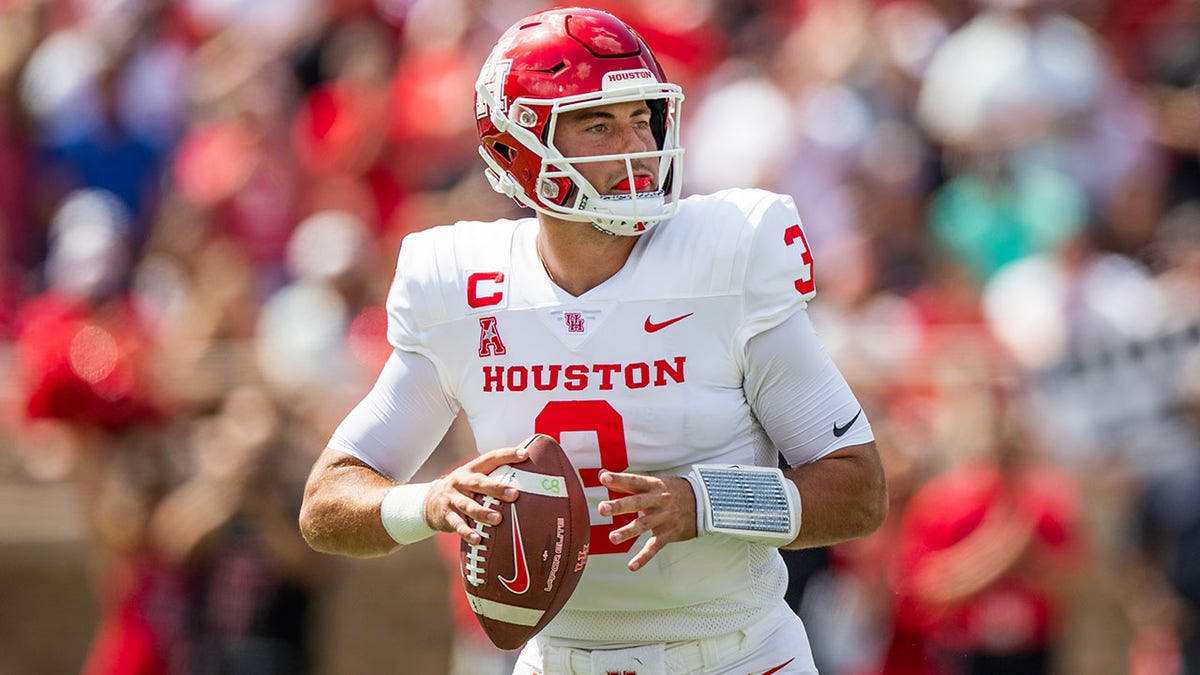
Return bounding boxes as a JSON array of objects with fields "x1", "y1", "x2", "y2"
[
  {"x1": 549, "y1": 308, "x2": 602, "y2": 337},
  {"x1": 563, "y1": 312, "x2": 585, "y2": 333}
]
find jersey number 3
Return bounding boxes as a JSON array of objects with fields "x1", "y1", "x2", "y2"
[
  {"x1": 535, "y1": 400, "x2": 635, "y2": 555},
  {"x1": 784, "y1": 224, "x2": 815, "y2": 295}
]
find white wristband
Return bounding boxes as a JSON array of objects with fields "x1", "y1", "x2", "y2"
[
  {"x1": 380, "y1": 482, "x2": 438, "y2": 545},
  {"x1": 684, "y1": 465, "x2": 802, "y2": 547}
]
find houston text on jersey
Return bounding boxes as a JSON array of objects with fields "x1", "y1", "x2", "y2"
[{"x1": 481, "y1": 357, "x2": 686, "y2": 393}]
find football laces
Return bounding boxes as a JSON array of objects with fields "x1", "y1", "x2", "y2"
[{"x1": 463, "y1": 495, "x2": 498, "y2": 587}]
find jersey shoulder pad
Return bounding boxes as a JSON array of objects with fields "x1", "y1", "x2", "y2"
[
  {"x1": 735, "y1": 190, "x2": 816, "y2": 342},
  {"x1": 664, "y1": 189, "x2": 815, "y2": 344},
  {"x1": 386, "y1": 220, "x2": 521, "y2": 352},
  {"x1": 641, "y1": 189, "x2": 779, "y2": 295}
]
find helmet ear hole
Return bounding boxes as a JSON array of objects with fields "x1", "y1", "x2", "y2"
[
  {"x1": 660, "y1": 164, "x2": 674, "y2": 194},
  {"x1": 647, "y1": 99, "x2": 668, "y2": 150},
  {"x1": 491, "y1": 142, "x2": 516, "y2": 166}
]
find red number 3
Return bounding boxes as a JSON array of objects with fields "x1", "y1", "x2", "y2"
[
  {"x1": 784, "y1": 224, "x2": 815, "y2": 295},
  {"x1": 535, "y1": 400, "x2": 635, "y2": 554}
]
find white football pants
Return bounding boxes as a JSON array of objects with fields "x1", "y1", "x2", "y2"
[{"x1": 513, "y1": 602, "x2": 818, "y2": 674}]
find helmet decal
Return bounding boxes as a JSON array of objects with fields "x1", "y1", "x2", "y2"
[
  {"x1": 601, "y1": 69, "x2": 658, "y2": 89},
  {"x1": 475, "y1": 57, "x2": 512, "y2": 121}
]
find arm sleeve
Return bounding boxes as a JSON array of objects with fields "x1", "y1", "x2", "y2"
[
  {"x1": 744, "y1": 310, "x2": 873, "y2": 468},
  {"x1": 327, "y1": 348, "x2": 461, "y2": 482}
]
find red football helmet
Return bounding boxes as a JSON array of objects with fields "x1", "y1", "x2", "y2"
[{"x1": 475, "y1": 7, "x2": 684, "y2": 236}]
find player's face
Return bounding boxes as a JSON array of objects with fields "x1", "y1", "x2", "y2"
[{"x1": 552, "y1": 100, "x2": 659, "y2": 195}]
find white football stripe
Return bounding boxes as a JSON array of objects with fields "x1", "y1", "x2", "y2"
[
  {"x1": 466, "y1": 594, "x2": 545, "y2": 627},
  {"x1": 489, "y1": 465, "x2": 571, "y2": 498}
]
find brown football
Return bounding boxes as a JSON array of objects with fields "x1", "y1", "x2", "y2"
[{"x1": 459, "y1": 434, "x2": 590, "y2": 650}]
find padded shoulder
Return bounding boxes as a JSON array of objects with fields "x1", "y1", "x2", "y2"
[
  {"x1": 735, "y1": 190, "x2": 816, "y2": 347},
  {"x1": 647, "y1": 189, "x2": 815, "y2": 347},
  {"x1": 385, "y1": 220, "x2": 522, "y2": 353}
]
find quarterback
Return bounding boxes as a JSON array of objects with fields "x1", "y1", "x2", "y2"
[{"x1": 300, "y1": 7, "x2": 887, "y2": 674}]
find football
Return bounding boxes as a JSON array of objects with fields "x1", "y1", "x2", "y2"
[{"x1": 459, "y1": 434, "x2": 590, "y2": 650}]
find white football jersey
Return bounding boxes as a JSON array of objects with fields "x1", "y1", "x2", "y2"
[{"x1": 358, "y1": 188, "x2": 869, "y2": 645}]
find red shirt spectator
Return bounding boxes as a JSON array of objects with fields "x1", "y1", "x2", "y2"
[
  {"x1": 885, "y1": 456, "x2": 1082, "y2": 674},
  {"x1": 15, "y1": 291, "x2": 159, "y2": 432}
]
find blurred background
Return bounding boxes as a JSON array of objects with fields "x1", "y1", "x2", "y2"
[{"x1": 0, "y1": 0, "x2": 1197, "y2": 673}]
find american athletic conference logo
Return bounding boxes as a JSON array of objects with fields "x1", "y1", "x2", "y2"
[{"x1": 478, "y1": 317, "x2": 506, "y2": 357}]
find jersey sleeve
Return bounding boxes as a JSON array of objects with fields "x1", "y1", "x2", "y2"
[
  {"x1": 328, "y1": 348, "x2": 460, "y2": 481},
  {"x1": 744, "y1": 311, "x2": 873, "y2": 467},
  {"x1": 733, "y1": 192, "x2": 818, "y2": 353}
]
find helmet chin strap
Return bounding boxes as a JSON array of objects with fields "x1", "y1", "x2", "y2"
[
  {"x1": 590, "y1": 222, "x2": 622, "y2": 237},
  {"x1": 589, "y1": 219, "x2": 649, "y2": 237},
  {"x1": 586, "y1": 188, "x2": 666, "y2": 236},
  {"x1": 484, "y1": 166, "x2": 523, "y2": 199}
]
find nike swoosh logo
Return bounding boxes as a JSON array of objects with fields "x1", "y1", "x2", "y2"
[
  {"x1": 498, "y1": 502, "x2": 530, "y2": 595},
  {"x1": 833, "y1": 409, "x2": 862, "y2": 438},
  {"x1": 644, "y1": 312, "x2": 694, "y2": 333},
  {"x1": 763, "y1": 658, "x2": 796, "y2": 674}
]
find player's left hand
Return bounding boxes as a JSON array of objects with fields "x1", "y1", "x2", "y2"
[{"x1": 598, "y1": 471, "x2": 697, "y2": 572}]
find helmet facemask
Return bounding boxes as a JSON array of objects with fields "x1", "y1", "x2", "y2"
[{"x1": 477, "y1": 72, "x2": 685, "y2": 237}]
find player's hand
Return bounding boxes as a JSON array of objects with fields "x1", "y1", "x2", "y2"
[
  {"x1": 598, "y1": 471, "x2": 698, "y2": 572},
  {"x1": 424, "y1": 446, "x2": 528, "y2": 545}
]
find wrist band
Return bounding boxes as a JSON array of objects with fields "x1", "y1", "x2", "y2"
[
  {"x1": 684, "y1": 464, "x2": 801, "y2": 546},
  {"x1": 380, "y1": 482, "x2": 438, "y2": 545}
]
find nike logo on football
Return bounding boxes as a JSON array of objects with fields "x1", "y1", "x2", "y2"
[
  {"x1": 498, "y1": 502, "x2": 531, "y2": 595},
  {"x1": 833, "y1": 410, "x2": 862, "y2": 438},
  {"x1": 644, "y1": 312, "x2": 693, "y2": 333}
]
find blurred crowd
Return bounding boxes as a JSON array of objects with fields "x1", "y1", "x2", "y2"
[{"x1": 0, "y1": 0, "x2": 1198, "y2": 673}]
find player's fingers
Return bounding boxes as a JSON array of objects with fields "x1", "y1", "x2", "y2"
[
  {"x1": 598, "y1": 470, "x2": 656, "y2": 494},
  {"x1": 599, "y1": 492, "x2": 657, "y2": 517},
  {"x1": 445, "y1": 511, "x2": 484, "y2": 545},
  {"x1": 610, "y1": 501, "x2": 693, "y2": 547},
  {"x1": 472, "y1": 444, "x2": 530, "y2": 474},
  {"x1": 457, "y1": 474, "x2": 519, "y2": 502},
  {"x1": 440, "y1": 462, "x2": 523, "y2": 504},
  {"x1": 428, "y1": 479, "x2": 502, "y2": 532},
  {"x1": 608, "y1": 509, "x2": 677, "y2": 540},
  {"x1": 452, "y1": 491, "x2": 505, "y2": 527},
  {"x1": 460, "y1": 447, "x2": 529, "y2": 501},
  {"x1": 608, "y1": 516, "x2": 647, "y2": 545},
  {"x1": 628, "y1": 535, "x2": 667, "y2": 572},
  {"x1": 600, "y1": 475, "x2": 693, "y2": 517}
]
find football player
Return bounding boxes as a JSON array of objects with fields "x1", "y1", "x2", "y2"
[{"x1": 300, "y1": 7, "x2": 887, "y2": 674}]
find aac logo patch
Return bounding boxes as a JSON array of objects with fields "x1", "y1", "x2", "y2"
[{"x1": 478, "y1": 317, "x2": 507, "y2": 357}]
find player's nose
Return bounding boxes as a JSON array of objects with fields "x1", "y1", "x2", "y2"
[{"x1": 616, "y1": 122, "x2": 654, "y2": 154}]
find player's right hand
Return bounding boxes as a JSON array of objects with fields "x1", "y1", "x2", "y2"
[{"x1": 424, "y1": 446, "x2": 528, "y2": 545}]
